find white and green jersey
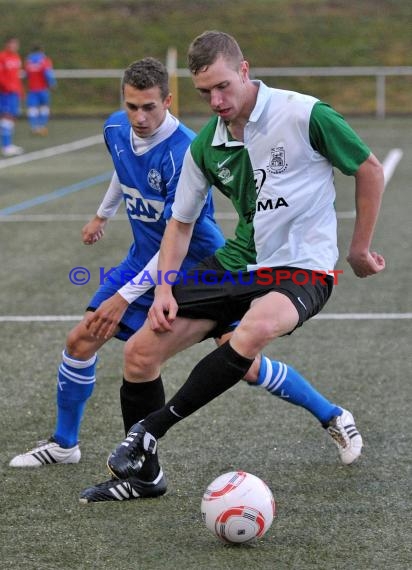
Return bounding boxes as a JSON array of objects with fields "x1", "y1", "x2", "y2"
[{"x1": 172, "y1": 81, "x2": 370, "y2": 272}]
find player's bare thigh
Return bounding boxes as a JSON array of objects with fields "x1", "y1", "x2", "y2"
[
  {"x1": 124, "y1": 316, "x2": 215, "y2": 380},
  {"x1": 229, "y1": 291, "x2": 299, "y2": 359}
]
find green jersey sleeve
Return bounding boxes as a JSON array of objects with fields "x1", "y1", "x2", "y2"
[{"x1": 309, "y1": 102, "x2": 371, "y2": 175}]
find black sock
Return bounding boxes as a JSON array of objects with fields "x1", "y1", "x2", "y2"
[
  {"x1": 142, "y1": 342, "x2": 254, "y2": 439},
  {"x1": 120, "y1": 376, "x2": 165, "y2": 480},
  {"x1": 120, "y1": 376, "x2": 165, "y2": 434}
]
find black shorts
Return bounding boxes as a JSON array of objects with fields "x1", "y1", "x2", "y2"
[{"x1": 172, "y1": 255, "x2": 333, "y2": 338}]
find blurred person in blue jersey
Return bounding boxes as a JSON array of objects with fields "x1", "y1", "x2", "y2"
[
  {"x1": 0, "y1": 36, "x2": 24, "y2": 157},
  {"x1": 98, "y1": 31, "x2": 385, "y2": 499},
  {"x1": 24, "y1": 45, "x2": 56, "y2": 135},
  {"x1": 8, "y1": 58, "x2": 225, "y2": 493}
]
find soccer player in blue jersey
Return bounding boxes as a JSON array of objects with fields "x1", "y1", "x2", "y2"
[
  {"x1": 8, "y1": 58, "x2": 224, "y2": 491},
  {"x1": 100, "y1": 32, "x2": 385, "y2": 498}
]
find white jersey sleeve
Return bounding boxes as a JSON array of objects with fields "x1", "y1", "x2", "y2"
[
  {"x1": 171, "y1": 149, "x2": 210, "y2": 223},
  {"x1": 96, "y1": 171, "x2": 123, "y2": 218},
  {"x1": 117, "y1": 251, "x2": 159, "y2": 304}
]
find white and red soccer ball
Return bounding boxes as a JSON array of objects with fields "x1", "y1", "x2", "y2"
[{"x1": 201, "y1": 470, "x2": 276, "y2": 544}]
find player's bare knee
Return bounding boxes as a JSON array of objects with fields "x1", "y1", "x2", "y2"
[
  {"x1": 239, "y1": 317, "x2": 281, "y2": 347},
  {"x1": 124, "y1": 336, "x2": 159, "y2": 378}
]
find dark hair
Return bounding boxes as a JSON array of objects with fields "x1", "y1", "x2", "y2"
[
  {"x1": 122, "y1": 57, "x2": 169, "y2": 99},
  {"x1": 187, "y1": 30, "x2": 244, "y2": 75}
]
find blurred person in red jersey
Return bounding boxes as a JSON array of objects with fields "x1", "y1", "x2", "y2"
[
  {"x1": 24, "y1": 45, "x2": 56, "y2": 136},
  {"x1": 0, "y1": 36, "x2": 24, "y2": 157}
]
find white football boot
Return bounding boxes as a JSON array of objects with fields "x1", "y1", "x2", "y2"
[
  {"x1": 326, "y1": 408, "x2": 363, "y2": 465},
  {"x1": 9, "y1": 437, "x2": 81, "y2": 467},
  {"x1": 1, "y1": 144, "x2": 24, "y2": 157}
]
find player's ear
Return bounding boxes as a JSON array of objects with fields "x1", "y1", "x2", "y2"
[
  {"x1": 164, "y1": 93, "x2": 173, "y2": 109},
  {"x1": 240, "y1": 60, "x2": 249, "y2": 83}
]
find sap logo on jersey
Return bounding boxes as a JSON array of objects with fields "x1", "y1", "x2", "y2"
[{"x1": 122, "y1": 186, "x2": 163, "y2": 222}]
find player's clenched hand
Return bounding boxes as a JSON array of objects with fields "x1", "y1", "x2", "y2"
[
  {"x1": 84, "y1": 293, "x2": 129, "y2": 339},
  {"x1": 82, "y1": 216, "x2": 107, "y2": 245},
  {"x1": 148, "y1": 287, "x2": 178, "y2": 332},
  {"x1": 346, "y1": 249, "x2": 385, "y2": 278}
]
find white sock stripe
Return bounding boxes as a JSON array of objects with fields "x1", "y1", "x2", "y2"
[
  {"x1": 267, "y1": 362, "x2": 288, "y2": 393},
  {"x1": 259, "y1": 357, "x2": 274, "y2": 388},
  {"x1": 62, "y1": 350, "x2": 97, "y2": 369},
  {"x1": 0, "y1": 118, "x2": 14, "y2": 129},
  {"x1": 58, "y1": 363, "x2": 96, "y2": 385},
  {"x1": 271, "y1": 361, "x2": 285, "y2": 385},
  {"x1": 59, "y1": 363, "x2": 96, "y2": 382}
]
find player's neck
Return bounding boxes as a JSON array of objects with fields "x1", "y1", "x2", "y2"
[{"x1": 226, "y1": 82, "x2": 258, "y2": 142}]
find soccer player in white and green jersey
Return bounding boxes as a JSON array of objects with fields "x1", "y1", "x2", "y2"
[
  {"x1": 12, "y1": 56, "x2": 356, "y2": 505},
  {"x1": 87, "y1": 31, "x2": 385, "y2": 498}
]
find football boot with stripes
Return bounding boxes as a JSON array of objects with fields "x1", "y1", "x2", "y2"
[
  {"x1": 79, "y1": 469, "x2": 167, "y2": 503},
  {"x1": 107, "y1": 421, "x2": 157, "y2": 480},
  {"x1": 326, "y1": 408, "x2": 363, "y2": 465},
  {"x1": 9, "y1": 437, "x2": 81, "y2": 468}
]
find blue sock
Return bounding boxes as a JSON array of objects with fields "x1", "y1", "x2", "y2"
[
  {"x1": 39, "y1": 108, "x2": 49, "y2": 127},
  {"x1": 53, "y1": 350, "x2": 97, "y2": 448},
  {"x1": 256, "y1": 356, "x2": 341, "y2": 425},
  {"x1": 1, "y1": 118, "x2": 13, "y2": 147},
  {"x1": 27, "y1": 109, "x2": 39, "y2": 130}
]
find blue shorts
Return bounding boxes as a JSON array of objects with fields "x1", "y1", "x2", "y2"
[
  {"x1": 27, "y1": 90, "x2": 50, "y2": 108},
  {"x1": 87, "y1": 258, "x2": 153, "y2": 342},
  {"x1": 0, "y1": 92, "x2": 21, "y2": 117}
]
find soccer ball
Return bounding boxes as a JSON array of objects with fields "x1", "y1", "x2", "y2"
[{"x1": 201, "y1": 471, "x2": 275, "y2": 544}]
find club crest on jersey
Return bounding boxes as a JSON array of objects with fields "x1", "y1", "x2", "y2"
[
  {"x1": 217, "y1": 166, "x2": 234, "y2": 184},
  {"x1": 267, "y1": 146, "x2": 288, "y2": 174},
  {"x1": 147, "y1": 169, "x2": 162, "y2": 192}
]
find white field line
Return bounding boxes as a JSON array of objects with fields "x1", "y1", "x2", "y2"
[
  {"x1": 0, "y1": 213, "x2": 126, "y2": 222},
  {"x1": 0, "y1": 313, "x2": 411, "y2": 323},
  {"x1": 332, "y1": 147, "x2": 403, "y2": 218},
  {"x1": 383, "y1": 148, "x2": 403, "y2": 186},
  {"x1": 0, "y1": 135, "x2": 104, "y2": 170},
  {"x1": 0, "y1": 316, "x2": 84, "y2": 322},
  {"x1": 314, "y1": 312, "x2": 412, "y2": 320},
  {"x1": 0, "y1": 148, "x2": 402, "y2": 222},
  {"x1": 0, "y1": 211, "x2": 355, "y2": 222}
]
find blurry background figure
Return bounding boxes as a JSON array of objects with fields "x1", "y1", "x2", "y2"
[
  {"x1": 0, "y1": 36, "x2": 24, "y2": 156},
  {"x1": 24, "y1": 45, "x2": 56, "y2": 136}
]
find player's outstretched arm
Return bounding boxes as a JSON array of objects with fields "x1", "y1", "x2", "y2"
[
  {"x1": 82, "y1": 171, "x2": 123, "y2": 245},
  {"x1": 347, "y1": 153, "x2": 386, "y2": 277}
]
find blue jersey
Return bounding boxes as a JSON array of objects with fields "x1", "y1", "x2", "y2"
[{"x1": 102, "y1": 110, "x2": 225, "y2": 307}]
